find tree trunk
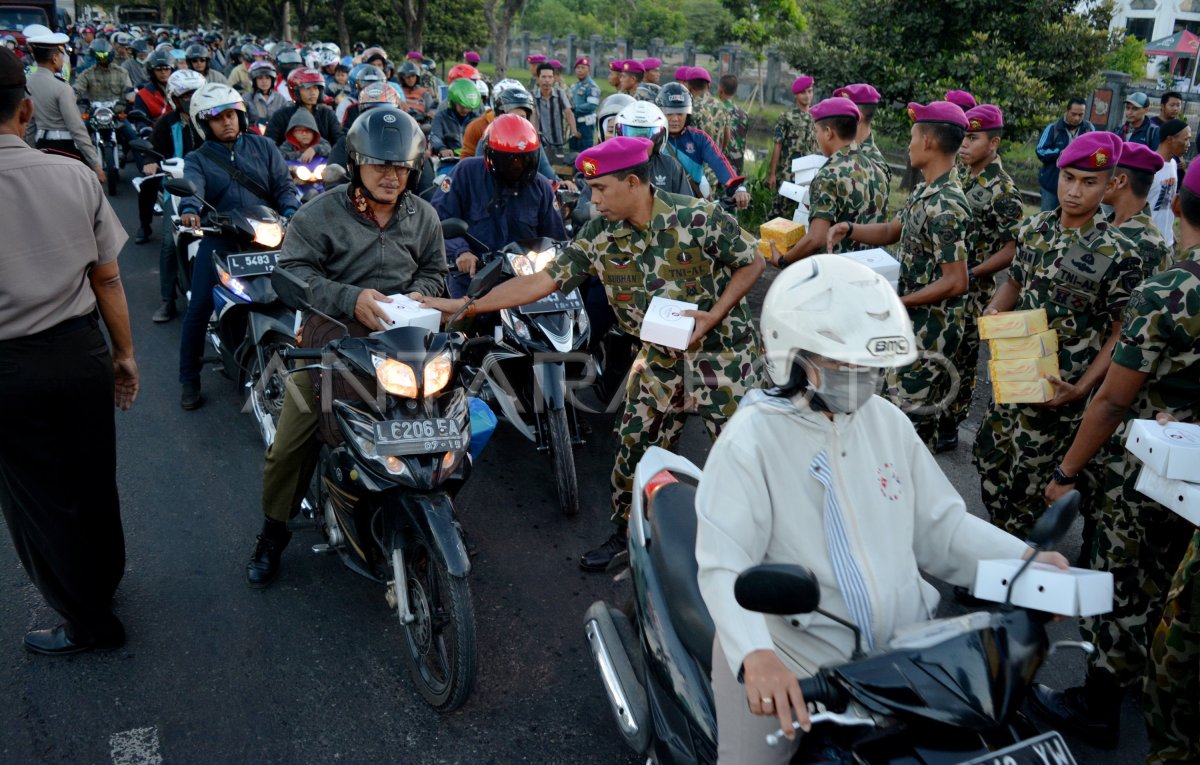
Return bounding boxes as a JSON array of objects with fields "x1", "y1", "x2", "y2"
[
  {"x1": 397, "y1": 0, "x2": 428, "y2": 51},
  {"x1": 334, "y1": 0, "x2": 349, "y2": 53},
  {"x1": 293, "y1": 0, "x2": 309, "y2": 40},
  {"x1": 484, "y1": 0, "x2": 525, "y2": 79}
]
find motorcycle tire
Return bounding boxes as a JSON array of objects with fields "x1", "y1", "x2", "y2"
[
  {"x1": 395, "y1": 525, "x2": 476, "y2": 712},
  {"x1": 247, "y1": 334, "x2": 294, "y2": 448},
  {"x1": 548, "y1": 406, "x2": 579, "y2": 516},
  {"x1": 106, "y1": 159, "x2": 119, "y2": 197}
]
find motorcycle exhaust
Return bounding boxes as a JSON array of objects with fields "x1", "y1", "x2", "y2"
[{"x1": 584, "y1": 601, "x2": 651, "y2": 752}]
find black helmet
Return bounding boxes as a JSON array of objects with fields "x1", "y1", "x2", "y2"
[
  {"x1": 89, "y1": 38, "x2": 114, "y2": 63},
  {"x1": 494, "y1": 87, "x2": 534, "y2": 119},
  {"x1": 147, "y1": 50, "x2": 172, "y2": 71},
  {"x1": 345, "y1": 108, "x2": 427, "y2": 193},
  {"x1": 184, "y1": 42, "x2": 209, "y2": 60},
  {"x1": 398, "y1": 60, "x2": 420, "y2": 78},
  {"x1": 203, "y1": 33, "x2": 219, "y2": 45},
  {"x1": 131, "y1": 38, "x2": 150, "y2": 55},
  {"x1": 277, "y1": 48, "x2": 302, "y2": 68},
  {"x1": 656, "y1": 82, "x2": 693, "y2": 115}
]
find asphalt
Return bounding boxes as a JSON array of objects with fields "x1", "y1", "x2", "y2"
[{"x1": 0, "y1": 182, "x2": 1150, "y2": 764}]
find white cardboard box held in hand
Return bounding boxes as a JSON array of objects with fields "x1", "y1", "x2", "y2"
[
  {"x1": 1125, "y1": 419, "x2": 1200, "y2": 481},
  {"x1": 1135, "y1": 467, "x2": 1200, "y2": 525},
  {"x1": 972, "y1": 560, "x2": 1114, "y2": 617},
  {"x1": 374, "y1": 293, "x2": 442, "y2": 333},
  {"x1": 641, "y1": 296, "x2": 697, "y2": 351},
  {"x1": 837, "y1": 248, "x2": 901, "y2": 292}
]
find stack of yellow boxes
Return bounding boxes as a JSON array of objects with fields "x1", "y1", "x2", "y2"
[
  {"x1": 758, "y1": 218, "x2": 806, "y2": 259},
  {"x1": 980, "y1": 308, "x2": 1059, "y2": 404}
]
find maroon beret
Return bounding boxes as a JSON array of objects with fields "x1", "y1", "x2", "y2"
[
  {"x1": 610, "y1": 60, "x2": 626, "y2": 72},
  {"x1": 689, "y1": 67, "x2": 711, "y2": 83},
  {"x1": 575, "y1": 57, "x2": 590, "y2": 68},
  {"x1": 463, "y1": 51, "x2": 481, "y2": 64},
  {"x1": 576, "y1": 136, "x2": 653, "y2": 178},
  {"x1": 944, "y1": 90, "x2": 976, "y2": 109},
  {"x1": 906, "y1": 100, "x2": 968, "y2": 129},
  {"x1": 621, "y1": 60, "x2": 645, "y2": 74},
  {"x1": 792, "y1": 75, "x2": 813, "y2": 94},
  {"x1": 1057, "y1": 132, "x2": 1123, "y2": 171},
  {"x1": 964, "y1": 104, "x2": 1003, "y2": 132},
  {"x1": 527, "y1": 54, "x2": 546, "y2": 64},
  {"x1": 832, "y1": 83, "x2": 879, "y2": 105},
  {"x1": 1184, "y1": 154, "x2": 1200, "y2": 196},
  {"x1": 809, "y1": 98, "x2": 861, "y2": 122},
  {"x1": 1117, "y1": 141, "x2": 1164, "y2": 174},
  {"x1": 673, "y1": 65, "x2": 692, "y2": 81},
  {"x1": 548, "y1": 59, "x2": 563, "y2": 70},
  {"x1": 642, "y1": 57, "x2": 662, "y2": 70}
]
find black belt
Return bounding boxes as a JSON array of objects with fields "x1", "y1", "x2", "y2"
[{"x1": 0, "y1": 310, "x2": 99, "y2": 347}]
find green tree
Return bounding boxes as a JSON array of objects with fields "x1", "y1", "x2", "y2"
[
  {"x1": 1104, "y1": 32, "x2": 1148, "y2": 79},
  {"x1": 627, "y1": 3, "x2": 687, "y2": 47},
  {"x1": 683, "y1": 0, "x2": 736, "y2": 54},
  {"x1": 728, "y1": 0, "x2": 806, "y2": 106}
]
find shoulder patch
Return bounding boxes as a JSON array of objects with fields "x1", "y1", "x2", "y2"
[{"x1": 440, "y1": 175, "x2": 452, "y2": 193}]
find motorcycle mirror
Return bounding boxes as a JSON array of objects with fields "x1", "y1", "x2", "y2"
[
  {"x1": 735, "y1": 564, "x2": 822, "y2": 615},
  {"x1": 466, "y1": 257, "x2": 505, "y2": 299},
  {"x1": 323, "y1": 163, "x2": 346, "y2": 184},
  {"x1": 129, "y1": 138, "x2": 159, "y2": 157},
  {"x1": 271, "y1": 264, "x2": 317, "y2": 311},
  {"x1": 1027, "y1": 490, "x2": 1080, "y2": 549},
  {"x1": 163, "y1": 177, "x2": 198, "y2": 197},
  {"x1": 441, "y1": 217, "x2": 470, "y2": 239}
]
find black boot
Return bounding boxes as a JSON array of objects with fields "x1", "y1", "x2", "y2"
[
  {"x1": 246, "y1": 518, "x2": 292, "y2": 588},
  {"x1": 934, "y1": 422, "x2": 959, "y2": 453},
  {"x1": 181, "y1": 381, "x2": 203, "y2": 410},
  {"x1": 580, "y1": 527, "x2": 628, "y2": 573},
  {"x1": 1029, "y1": 669, "x2": 1121, "y2": 749}
]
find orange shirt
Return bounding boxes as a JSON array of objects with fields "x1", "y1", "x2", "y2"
[{"x1": 460, "y1": 110, "x2": 495, "y2": 159}]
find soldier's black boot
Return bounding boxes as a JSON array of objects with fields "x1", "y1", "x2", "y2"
[
  {"x1": 580, "y1": 527, "x2": 628, "y2": 573},
  {"x1": 934, "y1": 421, "x2": 959, "y2": 453},
  {"x1": 1029, "y1": 668, "x2": 1121, "y2": 749},
  {"x1": 246, "y1": 517, "x2": 292, "y2": 588}
]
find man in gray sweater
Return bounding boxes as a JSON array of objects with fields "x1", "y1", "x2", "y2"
[{"x1": 247, "y1": 108, "x2": 447, "y2": 587}]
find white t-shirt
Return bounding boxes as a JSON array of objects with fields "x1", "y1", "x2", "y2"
[{"x1": 1149, "y1": 158, "x2": 1178, "y2": 247}]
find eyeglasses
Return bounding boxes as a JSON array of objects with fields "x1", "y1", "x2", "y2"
[{"x1": 361, "y1": 163, "x2": 411, "y2": 177}]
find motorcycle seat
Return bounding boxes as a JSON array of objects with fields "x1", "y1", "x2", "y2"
[{"x1": 647, "y1": 482, "x2": 715, "y2": 676}]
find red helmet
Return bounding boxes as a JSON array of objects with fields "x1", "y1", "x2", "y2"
[
  {"x1": 446, "y1": 63, "x2": 480, "y2": 83},
  {"x1": 286, "y1": 67, "x2": 325, "y2": 102},
  {"x1": 483, "y1": 114, "x2": 541, "y2": 187}
]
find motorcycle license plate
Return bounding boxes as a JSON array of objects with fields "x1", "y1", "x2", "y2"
[
  {"x1": 226, "y1": 251, "x2": 278, "y2": 278},
  {"x1": 518, "y1": 288, "x2": 584, "y2": 315},
  {"x1": 957, "y1": 732, "x2": 1076, "y2": 765},
  {"x1": 373, "y1": 418, "x2": 465, "y2": 456}
]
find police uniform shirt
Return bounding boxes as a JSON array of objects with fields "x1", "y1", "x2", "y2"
[{"x1": 27, "y1": 66, "x2": 101, "y2": 166}]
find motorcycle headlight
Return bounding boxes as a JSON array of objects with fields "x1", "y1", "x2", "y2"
[
  {"x1": 217, "y1": 266, "x2": 252, "y2": 302},
  {"x1": 294, "y1": 165, "x2": 312, "y2": 182},
  {"x1": 92, "y1": 108, "x2": 114, "y2": 127},
  {"x1": 576, "y1": 303, "x2": 590, "y2": 335},
  {"x1": 250, "y1": 219, "x2": 284, "y2": 248},
  {"x1": 424, "y1": 352, "x2": 453, "y2": 396},
  {"x1": 312, "y1": 164, "x2": 326, "y2": 180},
  {"x1": 373, "y1": 355, "x2": 418, "y2": 398},
  {"x1": 506, "y1": 247, "x2": 557, "y2": 277}
]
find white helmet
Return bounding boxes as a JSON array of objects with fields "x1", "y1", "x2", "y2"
[
  {"x1": 304, "y1": 49, "x2": 322, "y2": 69},
  {"x1": 597, "y1": 93, "x2": 635, "y2": 139},
  {"x1": 492, "y1": 78, "x2": 524, "y2": 99},
  {"x1": 761, "y1": 255, "x2": 916, "y2": 387},
  {"x1": 167, "y1": 68, "x2": 207, "y2": 99},
  {"x1": 189, "y1": 82, "x2": 247, "y2": 141},
  {"x1": 475, "y1": 78, "x2": 490, "y2": 102},
  {"x1": 318, "y1": 41, "x2": 341, "y2": 57},
  {"x1": 615, "y1": 101, "x2": 667, "y2": 154}
]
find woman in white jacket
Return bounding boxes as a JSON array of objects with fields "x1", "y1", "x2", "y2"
[{"x1": 695, "y1": 255, "x2": 1067, "y2": 765}]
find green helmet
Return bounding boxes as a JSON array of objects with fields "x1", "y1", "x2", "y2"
[{"x1": 447, "y1": 78, "x2": 481, "y2": 111}]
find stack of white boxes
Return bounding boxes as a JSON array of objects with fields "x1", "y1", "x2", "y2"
[{"x1": 1127, "y1": 419, "x2": 1200, "y2": 524}]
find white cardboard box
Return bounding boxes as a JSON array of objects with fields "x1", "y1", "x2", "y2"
[
  {"x1": 1135, "y1": 466, "x2": 1200, "y2": 525},
  {"x1": 837, "y1": 248, "x2": 901, "y2": 292},
  {"x1": 641, "y1": 296, "x2": 697, "y2": 350},
  {"x1": 1125, "y1": 419, "x2": 1200, "y2": 481},
  {"x1": 375, "y1": 293, "x2": 442, "y2": 333},
  {"x1": 790, "y1": 153, "x2": 828, "y2": 183},
  {"x1": 972, "y1": 559, "x2": 1114, "y2": 617}
]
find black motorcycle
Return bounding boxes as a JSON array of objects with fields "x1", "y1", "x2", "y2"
[
  {"x1": 272, "y1": 267, "x2": 492, "y2": 712},
  {"x1": 79, "y1": 98, "x2": 123, "y2": 196},
  {"x1": 584, "y1": 446, "x2": 1089, "y2": 764}
]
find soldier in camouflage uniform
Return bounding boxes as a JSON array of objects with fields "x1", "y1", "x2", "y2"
[
  {"x1": 828, "y1": 101, "x2": 973, "y2": 449},
  {"x1": 833, "y1": 83, "x2": 892, "y2": 210},
  {"x1": 769, "y1": 97, "x2": 889, "y2": 267},
  {"x1": 1029, "y1": 165, "x2": 1200, "y2": 751},
  {"x1": 768, "y1": 76, "x2": 817, "y2": 220},
  {"x1": 416, "y1": 136, "x2": 765, "y2": 572},
  {"x1": 972, "y1": 132, "x2": 1144, "y2": 544},
  {"x1": 936, "y1": 105, "x2": 1025, "y2": 453},
  {"x1": 686, "y1": 68, "x2": 730, "y2": 151},
  {"x1": 1102, "y1": 141, "x2": 1173, "y2": 279},
  {"x1": 717, "y1": 74, "x2": 749, "y2": 174}
]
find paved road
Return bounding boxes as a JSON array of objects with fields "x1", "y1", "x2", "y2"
[{"x1": 0, "y1": 181, "x2": 1149, "y2": 764}]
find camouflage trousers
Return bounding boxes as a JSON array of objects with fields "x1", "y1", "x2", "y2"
[
  {"x1": 938, "y1": 275, "x2": 993, "y2": 434},
  {"x1": 1080, "y1": 444, "x2": 1192, "y2": 687},
  {"x1": 884, "y1": 304, "x2": 964, "y2": 450},
  {"x1": 972, "y1": 399, "x2": 1089, "y2": 539},
  {"x1": 768, "y1": 194, "x2": 798, "y2": 223},
  {"x1": 1145, "y1": 529, "x2": 1200, "y2": 764},
  {"x1": 610, "y1": 344, "x2": 762, "y2": 524}
]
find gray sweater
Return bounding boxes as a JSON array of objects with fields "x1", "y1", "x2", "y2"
[{"x1": 277, "y1": 187, "x2": 448, "y2": 318}]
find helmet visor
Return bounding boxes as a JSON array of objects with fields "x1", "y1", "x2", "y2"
[
  {"x1": 617, "y1": 124, "x2": 662, "y2": 141},
  {"x1": 197, "y1": 102, "x2": 246, "y2": 121}
]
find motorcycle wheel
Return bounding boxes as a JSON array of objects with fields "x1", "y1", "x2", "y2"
[
  {"x1": 395, "y1": 526, "x2": 476, "y2": 712},
  {"x1": 247, "y1": 334, "x2": 294, "y2": 448},
  {"x1": 547, "y1": 406, "x2": 579, "y2": 516},
  {"x1": 106, "y1": 156, "x2": 119, "y2": 197}
]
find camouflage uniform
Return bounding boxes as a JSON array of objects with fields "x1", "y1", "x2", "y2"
[
  {"x1": 769, "y1": 107, "x2": 817, "y2": 219},
  {"x1": 940, "y1": 157, "x2": 1024, "y2": 434},
  {"x1": 1080, "y1": 254, "x2": 1200, "y2": 723},
  {"x1": 73, "y1": 63, "x2": 133, "y2": 101},
  {"x1": 806, "y1": 143, "x2": 890, "y2": 252},
  {"x1": 543, "y1": 189, "x2": 764, "y2": 523},
  {"x1": 721, "y1": 97, "x2": 750, "y2": 175},
  {"x1": 692, "y1": 92, "x2": 731, "y2": 150},
  {"x1": 418, "y1": 72, "x2": 440, "y2": 106},
  {"x1": 972, "y1": 210, "x2": 1143, "y2": 538},
  {"x1": 1110, "y1": 205, "x2": 1172, "y2": 279},
  {"x1": 1147, "y1": 531, "x2": 1200, "y2": 764},
  {"x1": 860, "y1": 133, "x2": 892, "y2": 213}
]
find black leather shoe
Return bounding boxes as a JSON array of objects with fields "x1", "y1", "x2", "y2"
[
  {"x1": 580, "y1": 529, "x2": 628, "y2": 573},
  {"x1": 181, "y1": 381, "x2": 203, "y2": 410},
  {"x1": 1028, "y1": 683, "x2": 1119, "y2": 749},
  {"x1": 152, "y1": 300, "x2": 176, "y2": 323},
  {"x1": 134, "y1": 226, "x2": 152, "y2": 244},
  {"x1": 246, "y1": 530, "x2": 292, "y2": 588},
  {"x1": 934, "y1": 427, "x2": 959, "y2": 453},
  {"x1": 23, "y1": 624, "x2": 124, "y2": 656}
]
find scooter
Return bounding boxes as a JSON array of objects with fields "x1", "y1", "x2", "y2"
[
  {"x1": 584, "y1": 446, "x2": 1089, "y2": 764},
  {"x1": 271, "y1": 266, "x2": 496, "y2": 712},
  {"x1": 450, "y1": 223, "x2": 592, "y2": 516},
  {"x1": 287, "y1": 156, "x2": 327, "y2": 202}
]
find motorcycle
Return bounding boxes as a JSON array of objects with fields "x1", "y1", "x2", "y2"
[
  {"x1": 79, "y1": 98, "x2": 123, "y2": 196},
  {"x1": 287, "y1": 156, "x2": 327, "y2": 203},
  {"x1": 450, "y1": 223, "x2": 592, "y2": 516},
  {"x1": 270, "y1": 265, "x2": 495, "y2": 712},
  {"x1": 584, "y1": 446, "x2": 1090, "y2": 764}
]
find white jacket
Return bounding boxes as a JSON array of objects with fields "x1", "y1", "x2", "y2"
[{"x1": 696, "y1": 391, "x2": 1029, "y2": 680}]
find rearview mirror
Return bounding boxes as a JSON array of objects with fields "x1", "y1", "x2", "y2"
[
  {"x1": 271, "y1": 264, "x2": 315, "y2": 310},
  {"x1": 129, "y1": 138, "x2": 158, "y2": 157},
  {"x1": 164, "y1": 177, "x2": 197, "y2": 197},
  {"x1": 323, "y1": 163, "x2": 346, "y2": 184},
  {"x1": 735, "y1": 564, "x2": 821, "y2": 615},
  {"x1": 467, "y1": 258, "x2": 505, "y2": 298},
  {"x1": 441, "y1": 217, "x2": 469, "y2": 240},
  {"x1": 1028, "y1": 489, "x2": 1080, "y2": 549}
]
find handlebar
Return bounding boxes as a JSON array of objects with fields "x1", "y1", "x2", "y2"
[{"x1": 798, "y1": 673, "x2": 846, "y2": 708}]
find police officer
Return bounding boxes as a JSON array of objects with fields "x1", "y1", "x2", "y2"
[
  {"x1": 569, "y1": 57, "x2": 600, "y2": 150},
  {"x1": 766, "y1": 75, "x2": 816, "y2": 219},
  {"x1": 934, "y1": 104, "x2": 1024, "y2": 453},
  {"x1": 1100, "y1": 141, "x2": 1172, "y2": 278},
  {"x1": 417, "y1": 136, "x2": 765, "y2": 572},
  {"x1": 25, "y1": 25, "x2": 105, "y2": 184},
  {"x1": 832, "y1": 83, "x2": 891, "y2": 202},
  {"x1": 970, "y1": 131, "x2": 1143, "y2": 541},
  {"x1": 827, "y1": 101, "x2": 973, "y2": 449},
  {"x1": 769, "y1": 97, "x2": 888, "y2": 266},
  {"x1": 1033, "y1": 161, "x2": 1200, "y2": 753}
]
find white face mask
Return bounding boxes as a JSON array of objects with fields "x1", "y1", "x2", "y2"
[{"x1": 809, "y1": 363, "x2": 881, "y2": 414}]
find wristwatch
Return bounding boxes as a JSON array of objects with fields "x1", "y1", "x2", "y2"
[
  {"x1": 1051, "y1": 466, "x2": 1077, "y2": 485},
  {"x1": 846, "y1": 222, "x2": 855, "y2": 240}
]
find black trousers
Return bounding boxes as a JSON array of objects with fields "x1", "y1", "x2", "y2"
[
  {"x1": 137, "y1": 174, "x2": 161, "y2": 231},
  {"x1": 35, "y1": 138, "x2": 87, "y2": 164},
  {"x1": 0, "y1": 316, "x2": 126, "y2": 643}
]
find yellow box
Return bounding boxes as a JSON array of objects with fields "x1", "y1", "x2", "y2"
[
  {"x1": 757, "y1": 239, "x2": 773, "y2": 259},
  {"x1": 989, "y1": 330, "x2": 1058, "y2": 360},
  {"x1": 759, "y1": 218, "x2": 806, "y2": 250},
  {"x1": 979, "y1": 309, "x2": 1050, "y2": 340},
  {"x1": 993, "y1": 378, "x2": 1055, "y2": 404},
  {"x1": 988, "y1": 354, "x2": 1058, "y2": 382}
]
